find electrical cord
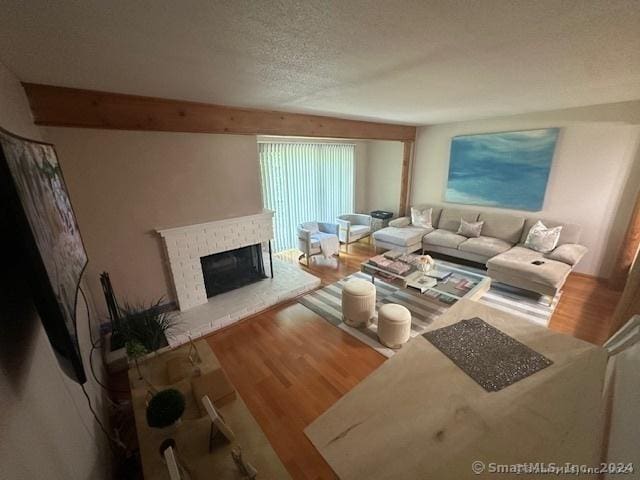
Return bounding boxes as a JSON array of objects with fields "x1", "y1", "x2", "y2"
[
  {"x1": 75, "y1": 285, "x2": 124, "y2": 454},
  {"x1": 90, "y1": 344, "x2": 129, "y2": 394},
  {"x1": 80, "y1": 383, "x2": 117, "y2": 455},
  {"x1": 77, "y1": 284, "x2": 129, "y2": 455},
  {"x1": 79, "y1": 285, "x2": 129, "y2": 394},
  {"x1": 79, "y1": 285, "x2": 98, "y2": 348}
]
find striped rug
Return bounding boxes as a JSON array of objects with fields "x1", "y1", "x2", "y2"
[{"x1": 298, "y1": 261, "x2": 560, "y2": 358}]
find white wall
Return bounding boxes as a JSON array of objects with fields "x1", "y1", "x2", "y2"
[
  {"x1": 0, "y1": 61, "x2": 110, "y2": 479},
  {"x1": 365, "y1": 140, "x2": 403, "y2": 215},
  {"x1": 44, "y1": 128, "x2": 264, "y2": 311},
  {"x1": 412, "y1": 101, "x2": 640, "y2": 277}
]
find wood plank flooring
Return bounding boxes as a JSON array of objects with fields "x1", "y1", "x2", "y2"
[{"x1": 204, "y1": 241, "x2": 621, "y2": 479}]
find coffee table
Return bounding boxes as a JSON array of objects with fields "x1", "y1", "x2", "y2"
[{"x1": 361, "y1": 252, "x2": 491, "y2": 303}]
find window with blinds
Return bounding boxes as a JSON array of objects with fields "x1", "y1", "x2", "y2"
[{"x1": 259, "y1": 142, "x2": 355, "y2": 252}]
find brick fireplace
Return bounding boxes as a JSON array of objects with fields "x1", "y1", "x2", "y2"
[{"x1": 157, "y1": 210, "x2": 274, "y2": 311}]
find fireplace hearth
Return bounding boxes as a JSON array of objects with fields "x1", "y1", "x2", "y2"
[
  {"x1": 156, "y1": 211, "x2": 321, "y2": 344},
  {"x1": 200, "y1": 244, "x2": 267, "y2": 298}
]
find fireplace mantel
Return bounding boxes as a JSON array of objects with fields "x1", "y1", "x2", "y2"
[{"x1": 157, "y1": 210, "x2": 274, "y2": 311}]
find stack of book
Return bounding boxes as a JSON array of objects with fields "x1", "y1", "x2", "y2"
[
  {"x1": 369, "y1": 255, "x2": 394, "y2": 269},
  {"x1": 425, "y1": 269, "x2": 452, "y2": 281},
  {"x1": 383, "y1": 250, "x2": 403, "y2": 260},
  {"x1": 369, "y1": 255, "x2": 412, "y2": 276}
]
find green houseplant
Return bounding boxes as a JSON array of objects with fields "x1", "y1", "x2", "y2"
[
  {"x1": 125, "y1": 340, "x2": 148, "y2": 380},
  {"x1": 146, "y1": 388, "x2": 186, "y2": 429},
  {"x1": 116, "y1": 298, "x2": 179, "y2": 353}
]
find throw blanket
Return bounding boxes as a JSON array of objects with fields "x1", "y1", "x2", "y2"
[{"x1": 313, "y1": 232, "x2": 339, "y2": 258}]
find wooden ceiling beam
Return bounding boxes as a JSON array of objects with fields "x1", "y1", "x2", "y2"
[{"x1": 22, "y1": 83, "x2": 417, "y2": 141}]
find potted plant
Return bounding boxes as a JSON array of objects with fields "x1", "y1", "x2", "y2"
[
  {"x1": 146, "y1": 388, "x2": 186, "y2": 430},
  {"x1": 126, "y1": 340, "x2": 148, "y2": 380},
  {"x1": 118, "y1": 298, "x2": 179, "y2": 353},
  {"x1": 106, "y1": 298, "x2": 179, "y2": 374}
]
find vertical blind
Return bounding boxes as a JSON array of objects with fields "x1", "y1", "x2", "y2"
[{"x1": 260, "y1": 142, "x2": 355, "y2": 252}]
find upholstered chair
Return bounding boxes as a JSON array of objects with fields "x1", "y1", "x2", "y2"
[
  {"x1": 297, "y1": 221, "x2": 340, "y2": 266},
  {"x1": 336, "y1": 213, "x2": 372, "y2": 251}
]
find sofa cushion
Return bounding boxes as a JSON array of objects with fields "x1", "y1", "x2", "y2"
[
  {"x1": 457, "y1": 219, "x2": 484, "y2": 238},
  {"x1": 545, "y1": 243, "x2": 588, "y2": 266},
  {"x1": 349, "y1": 225, "x2": 370, "y2": 237},
  {"x1": 523, "y1": 220, "x2": 563, "y2": 253},
  {"x1": 423, "y1": 229, "x2": 467, "y2": 249},
  {"x1": 437, "y1": 208, "x2": 479, "y2": 232},
  {"x1": 520, "y1": 218, "x2": 581, "y2": 246},
  {"x1": 411, "y1": 207, "x2": 432, "y2": 228},
  {"x1": 389, "y1": 217, "x2": 411, "y2": 228},
  {"x1": 411, "y1": 204, "x2": 442, "y2": 227},
  {"x1": 373, "y1": 226, "x2": 431, "y2": 247},
  {"x1": 478, "y1": 212, "x2": 525, "y2": 244},
  {"x1": 487, "y1": 246, "x2": 571, "y2": 288},
  {"x1": 459, "y1": 236, "x2": 513, "y2": 258}
]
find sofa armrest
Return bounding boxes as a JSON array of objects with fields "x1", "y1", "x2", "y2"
[
  {"x1": 318, "y1": 222, "x2": 339, "y2": 236},
  {"x1": 297, "y1": 227, "x2": 312, "y2": 242},
  {"x1": 352, "y1": 214, "x2": 372, "y2": 226},
  {"x1": 336, "y1": 218, "x2": 351, "y2": 229},
  {"x1": 545, "y1": 243, "x2": 588, "y2": 266},
  {"x1": 339, "y1": 213, "x2": 371, "y2": 226},
  {"x1": 336, "y1": 218, "x2": 351, "y2": 243},
  {"x1": 389, "y1": 217, "x2": 411, "y2": 228}
]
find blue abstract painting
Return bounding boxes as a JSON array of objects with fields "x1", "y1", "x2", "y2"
[{"x1": 445, "y1": 128, "x2": 559, "y2": 211}]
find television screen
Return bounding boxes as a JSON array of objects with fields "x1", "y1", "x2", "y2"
[{"x1": 0, "y1": 127, "x2": 87, "y2": 384}]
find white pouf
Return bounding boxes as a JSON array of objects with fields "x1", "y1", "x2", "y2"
[
  {"x1": 342, "y1": 279, "x2": 376, "y2": 328},
  {"x1": 377, "y1": 303, "x2": 412, "y2": 349}
]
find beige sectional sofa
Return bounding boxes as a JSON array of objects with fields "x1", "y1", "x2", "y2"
[{"x1": 372, "y1": 204, "x2": 588, "y2": 297}]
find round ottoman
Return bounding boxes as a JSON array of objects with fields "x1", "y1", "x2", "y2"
[
  {"x1": 341, "y1": 279, "x2": 376, "y2": 328},
  {"x1": 377, "y1": 303, "x2": 411, "y2": 349}
]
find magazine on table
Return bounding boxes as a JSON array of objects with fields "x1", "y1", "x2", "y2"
[
  {"x1": 406, "y1": 272, "x2": 437, "y2": 293},
  {"x1": 369, "y1": 255, "x2": 394, "y2": 268},
  {"x1": 424, "y1": 269, "x2": 452, "y2": 281},
  {"x1": 368, "y1": 255, "x2": 415, "y2": 276},
  {"x1": 435, "y1": 276, "x2": 475, "y2": 297}
]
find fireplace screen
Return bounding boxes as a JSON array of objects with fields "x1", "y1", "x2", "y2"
[{"x1": 200, "y1": 244, "x2": 267, "y2": 298}]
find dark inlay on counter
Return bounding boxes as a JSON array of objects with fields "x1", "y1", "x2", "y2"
[{"x1": 423, "y1": 317, "x2": 553, "y2": 392}]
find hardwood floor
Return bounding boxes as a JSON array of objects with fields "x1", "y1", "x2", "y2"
[
  {"x1": 548, "y1": 273, "x2": 621, "y2": 345},
  {"x1": 204, "y1": 241, "x2": 620, "y2": 479}
]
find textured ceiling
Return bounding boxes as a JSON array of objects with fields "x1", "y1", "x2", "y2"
[{"x1": 1, "y1": 0, "x2": 639, "y2": 125}]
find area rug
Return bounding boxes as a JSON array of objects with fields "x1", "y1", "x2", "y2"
[
  {"x1": 297, "y1": 260, "x2": 561, "y2": 357},
  {"x1": 423, "y1": 317, "x2": 553, "y2": 391}
]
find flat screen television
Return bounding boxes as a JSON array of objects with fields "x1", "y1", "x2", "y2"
[{"x1": 0, "y1": 127, "x2": 87, "y2": 384}]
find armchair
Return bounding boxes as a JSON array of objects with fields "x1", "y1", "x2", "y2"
[
  {"x1": 337, "y1": 213, "x2": 372, "y2": 251},
  {"x1": 297, "y1": 221, "x2": 340, "y2": 266}
]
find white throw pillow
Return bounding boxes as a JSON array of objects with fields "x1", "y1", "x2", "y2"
[
  {"x1": 457, "y1": 219, "x2": 484, "y2": 238},
  {"x1": 411, "y1": 207, "x2": 432, "y2": 229},
  {"x1": 524, "y1": 220, "x2": 563, "y2": 253}
]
